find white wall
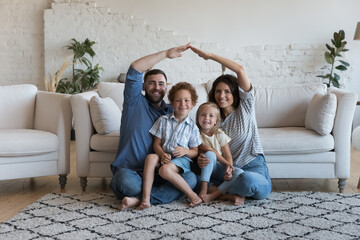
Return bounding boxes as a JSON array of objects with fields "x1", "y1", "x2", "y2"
[
  {"x1": 1, "y1": 0, "x2": 360, "y2": 120},
  {"x1": 98, "y1": 0, "x2": 360, "y2": 88}
]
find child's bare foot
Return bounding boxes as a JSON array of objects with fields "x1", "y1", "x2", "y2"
[
  {"x1": 189, "y1": 195, "x2": 203, "y2": 207},
  {"x1": 201, "y1": 193, "x2": 214, "y2": 203},
  {"x1": 233, "y1": 195, "x2": 245, "y2": 206},
  {"x1": 119, "y1": 197, "x2": 140, "y2": 210},
  {"x1": 201, "y1": 189, "x2": 222, "y2": 203},
  {"x1": 198, "y1": 190, "x2": 207, "y2": 198},
  {"x1": 137, "y1": 201, "x2": 151, "y2": 210},
  {"x1": 220, "y1": 194, "x2": 245, "y2": 206}
]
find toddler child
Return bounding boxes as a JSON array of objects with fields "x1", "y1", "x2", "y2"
[
  {"x1": 138, "y1": 82, "x2": 202, "y2": 209},
  {"x1": 196, "y1": 102, "x2": 244, "y2": 204}
]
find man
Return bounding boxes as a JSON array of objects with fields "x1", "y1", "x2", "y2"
[{"x1": 110, "y1": 43, "x2": 197, "y2": 210}]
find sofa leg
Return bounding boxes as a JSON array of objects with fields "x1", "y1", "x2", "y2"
[
  {"x1": 80, "y1": 177, "x2": 87, "y2": 192},
  {"x1": 59, "y1": 174, "x2": 67, "y2": 189},
  {"x1": 338, "y1": 178, "x2": 346, "y2": 193}
]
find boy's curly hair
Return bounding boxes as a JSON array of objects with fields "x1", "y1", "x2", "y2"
[{"x1": 168, "y1": 82, "x2": 198, "y2": 104}]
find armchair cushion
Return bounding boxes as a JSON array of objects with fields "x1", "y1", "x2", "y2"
[
  {"x1": 0, "y1": 128, "x2": 58, "y2": 157},
  {"x1": 89, "y1": 96, "x2": 121, "y2": 135},
  {"x1": 305, "y1": 93, "x2": 337, "y2": 135}
]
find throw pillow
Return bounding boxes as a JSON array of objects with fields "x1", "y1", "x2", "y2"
[
  {"x1": 89, "y1": 96, "x2": 121, "y2": 135},
  {"x1": 305, "y1": 93, "x2": 337, "y2": 135}
]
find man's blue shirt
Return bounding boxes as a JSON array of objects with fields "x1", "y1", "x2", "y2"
[{"x1": 111, "y1": 66, "x2": 173, "y2": 174}]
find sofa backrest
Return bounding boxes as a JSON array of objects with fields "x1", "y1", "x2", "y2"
[
  {"x1": 0, "y1": 84, "x2": 37, "y2": 129},
  {"x1": 254, "y1": 84, "x2": 327, "y2": 127},
  {"x1": 97, "y1": 81, "x2": 327, "y2": 128}
]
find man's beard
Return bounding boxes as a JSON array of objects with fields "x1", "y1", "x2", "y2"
[{"x1": 145, "y1": 92, "x2": 165, "y2": 104}]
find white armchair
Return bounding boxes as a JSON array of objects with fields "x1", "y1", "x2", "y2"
[{"x1": 0, "y1": 84, "x2": 72, "y2": 188}]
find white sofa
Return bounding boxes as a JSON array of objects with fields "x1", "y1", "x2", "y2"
[
  {"x1": 71, "y1": 81, "x2": 357, "y2": 192},
  {"x1": 0, "y1": 84, "x2": 72, "y2": 188}
]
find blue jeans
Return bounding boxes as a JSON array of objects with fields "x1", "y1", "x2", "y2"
[
  {"x1": 228, "y1": 155, "x2": 271, "y2": 200},
  {"x1": 109, "y1": 167, "x2": 197, "y2": 205},
  {"x1": 201, "y1": 151, "x2": 244, "y2": 194}
]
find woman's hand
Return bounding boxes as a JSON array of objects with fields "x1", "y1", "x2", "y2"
[
  {"x1": 161, "y1": 153, "x2": 171, "y2": 165},
  {"x1": 173, "y1": 146, "x2": 187, "y2": 158},
  {"x1": 224, "y1": 164, "x2": 234, "y2": 181},
  {"x1": 166, "y1": 42, "x2": 191, "y2": 59},
  {"x1": 190, "y1": 46, "x2": 212, "y2": 60},
  {"x1": 197, "y1": 153, "x2": 210, "y2": 168}
]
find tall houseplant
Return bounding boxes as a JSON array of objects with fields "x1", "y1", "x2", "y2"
[
  {"x1": 56, "y1": 38, "x2": 103, "y2": 94},
  {"x1": 317, "y1": 30, "x2": 350, "y2": 88}
]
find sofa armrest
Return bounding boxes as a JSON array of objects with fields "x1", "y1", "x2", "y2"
[
  {"x1": 328, "y1": 87, "x2": 358, "y2": 178},
  {"x1": 71, "y1": 91, "x2": 99, "y2": 177},
  {"x1": 34, "y1": 91, "x2": 72, "y2": 174}
]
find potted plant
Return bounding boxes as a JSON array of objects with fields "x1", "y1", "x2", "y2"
[
  {"x1": 317, "y1": 30, "x2": 350, "y2": 88},
  {"x1": 56, "y1": 38, "x2": 104, "y2": 94}
]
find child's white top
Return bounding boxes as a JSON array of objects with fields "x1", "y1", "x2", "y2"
[{"x1": 200, "y1": 129, "x2": 231, "y2": 156}]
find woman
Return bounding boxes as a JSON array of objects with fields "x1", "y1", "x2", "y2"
[{"x1": 190, "y1": 46, "x2": 271, "y2": 205}]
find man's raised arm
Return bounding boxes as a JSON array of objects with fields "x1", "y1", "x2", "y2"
[{"x1": 131, "y1": 43, "x2": 190, "y2": 73}]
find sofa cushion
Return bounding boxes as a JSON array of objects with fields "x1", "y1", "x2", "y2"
[
  {"x1": 89, "y1": 96, "x2": 121, "y2": 135},
  {"x1": 305, "y1": 93, "x2": 337, "y2": 135},
  {"x1": 97, "y1": 82, "x2": 125, "y2": 111},
  {"x1": 0, "y1": 84, "x2": 37, "y2": 129},
  {"x1": 0, "y1": 129, "x2": 59, "y2": 156},
  {"x1": 90, "y1": 131, "x2": 120, "y2": 152},
  {"x1": 259, "y1": 127, "x2": 334, "y2": 154},
  {"x1": 254, "y1": 84, "x2": 327, "y2": 128}
]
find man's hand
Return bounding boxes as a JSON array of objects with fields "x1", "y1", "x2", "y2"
[
  {"x1": 173, "y1": 146, "x2": 187, "y2": 158},
  {"x1": 166, "y1": 43, "x2": 191, "y2": 59},
  {"x1": 161, "y1": 153, "x2": 171, "y2": 165},
  {"x1": 197, "y1": 153, "x2": 210, "y2": 169}
]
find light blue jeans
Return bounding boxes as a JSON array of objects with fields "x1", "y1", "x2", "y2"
[
  {"x1": 109, "y1": 167, "x2": 197, "y2": 205},
  {"x1": 202, "y1": 154, "x2": 271, "y2": 200},
  {"x1": 201, "y1": 151, "x2": 244, "y2": 194}
]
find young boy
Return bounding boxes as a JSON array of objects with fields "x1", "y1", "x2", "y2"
[{"x1": 138, "y1": 82, "x2": 202, "y2": 209}]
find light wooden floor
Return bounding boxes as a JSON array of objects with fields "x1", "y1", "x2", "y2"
[{"x1": 1, "y1": 141, "x2": 360, "y2": 222}]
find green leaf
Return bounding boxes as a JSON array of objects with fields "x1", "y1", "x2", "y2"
[
  {"x1": 339, "y1": 60, "x2": 350, "y2": 67},
  {"x1": 325, "y1": 52, "x2": 333, "y2": 64},
  {"x1": 335, "y1": 65, "x2": 347, "y2": 71},
  {"x1": 341, "y1": 48, "x2": 349, "y2": 52},
  {"x1": 332, "y1": 78, "x2": 340, "y2": 88},
  {"x1": 339, "y1": 30, "x2": 345, "y2": 40},
  {"x1": 326, "y1": 44, "x2": 332, "y2": 51},
  {"x1": 334, "y1": 73, "x2": 340, "y2": 80}
]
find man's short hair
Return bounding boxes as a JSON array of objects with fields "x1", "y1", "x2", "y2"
[{"x1": 144, "y1": 69, "x2": 167, "y2": 83}]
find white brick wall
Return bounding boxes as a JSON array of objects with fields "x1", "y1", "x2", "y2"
[
  {"x1": 0, "y1": 0, "x2": 51, "y2": 88},
  {"x1": 44, "y1": 2, "x2": 351, "y2": 88},
  {"x1": 0, "y1": 1, "x2": 351, "y2": 89}
]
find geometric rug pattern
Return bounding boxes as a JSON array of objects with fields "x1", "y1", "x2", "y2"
[{"x1": 1, "y1": 191, "x2": 360, "y2": 239}]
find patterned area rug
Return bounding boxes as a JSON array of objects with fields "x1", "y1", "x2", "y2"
[{"x1": 1, "y1": 192, "x2": 360, "y2": 239}]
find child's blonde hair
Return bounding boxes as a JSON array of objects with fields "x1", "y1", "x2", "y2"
[{"x1": 196, "y1": 102, "x2": 221, "y2": 135}]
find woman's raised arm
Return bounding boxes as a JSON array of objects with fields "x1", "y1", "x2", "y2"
[{"x1": 190, "y1": 46, "x2": 251, "y2": 92}]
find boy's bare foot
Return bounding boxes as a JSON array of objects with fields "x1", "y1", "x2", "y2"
[
  {"x1": 137, "y1": 201, "x2": 151, "y2": 210},
  {"x1": 119, "y1": 197, "x2": 140, "y2": 210},
  {"x1": 189, "y1": 195, "x2": 203, "y2": 207}
]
